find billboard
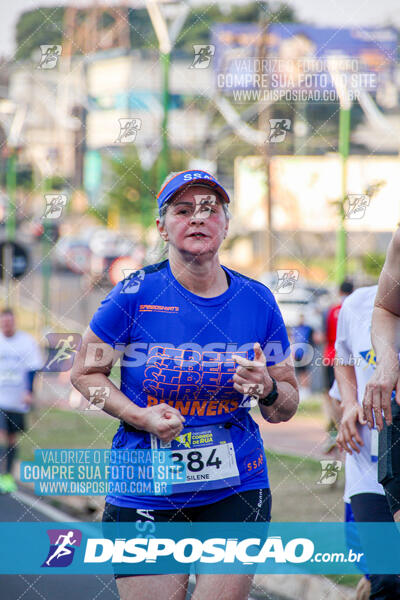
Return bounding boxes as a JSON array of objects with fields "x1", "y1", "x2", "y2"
[
  {"x1": 269, "y1": 156, "x2": 400, "y2": 232},
  {"x1": 234, "y1": 156, "x2": 268, "y2": 231},
  {"x1": 212, "y1": 24, "x2": 397, "y2": 100}
]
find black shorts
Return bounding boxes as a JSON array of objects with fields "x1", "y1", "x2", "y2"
[
  {"x1": 103, "y1": 488, "x2": 271, "y2": 579},
  {"x1": 378, "y1": 399, "x2": 400, "y2": 516},
  {"x1": 0, "y1": 410, "x2": 25, "y2": 435},
  {"x1": 324, "y1": 365, "x2": 335, "y2": 391},
  {"x1": 350, "y1": 493, "x2": 400, "y2": 598}
]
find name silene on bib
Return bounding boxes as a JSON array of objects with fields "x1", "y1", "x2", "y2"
[{"x1": 151, "y1": 425, "x2": 240, "y2": 493}]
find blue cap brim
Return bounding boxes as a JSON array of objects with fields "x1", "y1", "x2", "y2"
[{"x1": 156, "y1": 170, "x2": 230, "y2": 212}]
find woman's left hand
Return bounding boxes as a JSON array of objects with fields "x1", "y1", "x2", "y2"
[{"x1": 232, "y1": 342, "x2": 273, "y2": 399}]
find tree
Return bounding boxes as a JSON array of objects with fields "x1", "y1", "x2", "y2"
[
  {"x1": 362, "y1": 252, "x2": 386, "y2": 278},
  {"x1": 15, "y1": 7, "x2": 65, "y2": 61},
  {"x1": 106, "y1": 147, "x2": 187, "y2": 227},
  {"x1": 107, "y1": 148, "x2": 143, "y2": 222},
  {"x1": 176, "y1": 2, "x2": 297, "y2": 53},
  {"x1": 127, "y1": 8, "x2": 157, "y2": 49}
]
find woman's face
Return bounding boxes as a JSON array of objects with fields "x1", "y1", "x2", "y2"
[{"x1": 157, "y1": 184, "x2": 229, "y2": 258}]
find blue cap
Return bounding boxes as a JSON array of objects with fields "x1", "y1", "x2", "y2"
[{"x1": 156, "y1": 170, "x2": 230, "y2": 213}]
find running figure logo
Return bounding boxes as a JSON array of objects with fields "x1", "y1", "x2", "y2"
[
  {"x1": 267, "y1": 119, "x2": 291, "y2": 143},
  {"x1": 121, "y1": 269, "x2": 145, "y2": 294},
  {"x1": 175, "y1": 432, "x2": 192, "y2": 448},
  {"x1": 42, "y1": 529, "x2": 82, "y2": 567},
  {"x1": 190, "y1": 45, "x2": 215, "y2": 69},
  {"x1": 318, "y1": 460, "x2": 342, "y2": 485},
  {"x1": 37, "y1": 45, "x2": 62, "y2": 69},
  {"x1": 193, "y1": 194, "x2": 216, "y2": 219},
  {"x1": 43, "y1": 194, "x2": 67, "y2": 219},
  {"x1": 44, "y1": 334, "x2": 82, "y2": 372},
  {"x1": 87, "y1": 386, "x2": 110, "y2": 410},
  {"x1": 115, "y1": 118, "x2": 142, "y2": 143},
  {"x1": 241, "y1": 383, "x2": 265, "y2": 408},
  {"x1": 275, "y1": 269, "x2": 299, "y2": 294},
  {"x1": 345, "y1": 194, "x2": 370, "y2": 219}
]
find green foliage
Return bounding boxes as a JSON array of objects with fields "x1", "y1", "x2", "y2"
[
  {"x1": 361, "y1": 252, "x2": 386, "y2": 278},
  {"x1": 42, "y1": 175, "x2": 66, "y2": 191},
  {"x1": 15, "y1": 7, "x2": 65, "y2": 61},
  {"x1": 176, "y1": 2, "x2": 296, "y2": 52},
  {"x1": 227, "y1": 2, "x2": 296, "y2": 23},
  {"x1": 128, "y1": 8, "x2": 157, "y2": 49},
  {"x1": 16, "y1": 166, "x2": 33, "y2": 189},
  {"x1": 107, "y1": 148, "x2": 143, "y2": 221},
  {"x1": 87, "y1": 204, "x2": 108, "y2": 224},
  {"x1": 19, "y1": 408, "x2": 115, "y2": 461},
  {"x1": 14, "y1": 2, "x2": 296, "y2": 59},
  {"x1": 106, "y1": 147, "x2": 187, "y2": 226}
]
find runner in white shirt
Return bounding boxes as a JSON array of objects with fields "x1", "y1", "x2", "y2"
[
  {"x1": 334, "y1": 286, "x2": 400, "y2": 599},
  {"x1": 0, "y1": 308, "x2": 43, "y2": 493}
]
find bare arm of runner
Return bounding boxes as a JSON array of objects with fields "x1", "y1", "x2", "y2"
[
  {"x1": 363, "y1": 228, "x2": 400, "y2": 430},
  {"x1": 70, "y1": 327, "x2": 185, "y2": 443},
  {"x1": 336, "y1": 364, "x2": 366, "y2": 454},
  {"x1": 232, "y1": 342, "x2": 299, "y2": 424}
]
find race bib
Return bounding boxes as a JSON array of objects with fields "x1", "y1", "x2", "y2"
[
  {"x1": 150, "y1": 424, "x2": 241, "y2": 493},
  {"x1": 370, "y1": 427, "x2": 378, "y2": 463}
]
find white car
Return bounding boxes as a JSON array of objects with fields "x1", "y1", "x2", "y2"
[
  {"x1": 53, "y1": 237, "x2": 91, "y2": 274},
  {"x1": 259, "y1": 272, "x2": 328, "y2": 330}
]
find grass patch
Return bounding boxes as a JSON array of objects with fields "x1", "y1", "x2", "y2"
[
  {"x1": 267, "y1": 451, "x2": 360, "y2": 589},
  {"x1": 19, "y1": 407, "x2": 117, "y2": 461},
  {"x1": 326, "y1": 574, "x2": 361, "y2": 588},
  {"x1": 14, "y1": 303, "x2": 77, "y2": 342},
  {"x1": 19, "y1": 411, "x2": 345, "y2": 522},
  {"x1": 267, "y1": 450, "x2": 345, "y2": 522},
  {"x1": 296, "y1": 397, "x2": 325, "y2": 418}
]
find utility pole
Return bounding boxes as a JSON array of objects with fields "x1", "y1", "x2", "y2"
[
  {"x1": 337, "y1": 104, "x2": 350, "y2": 285},
  {"x1": 4, "y1": 148, "x2": 17, "y2": 306},
  {"x1": 328, "y1": 57, "x2": 352, "y2": 285},
  {"x1": 160, "y1": 50, "x2": 170, "y2": 184},
  {"x1": 258, "y1": 17, "x2": 272, "y2": 272},
  {"x1": 145, "y1": 0, "x2": 190, "y2": 187},
  {"x1": 40, "y1": 177, "x2": 52, "y2": 330},
  {"x1": 2, "y1": 101, "x2": 27, "y2": 306}
]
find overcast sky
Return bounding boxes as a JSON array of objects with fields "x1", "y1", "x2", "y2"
[{"x1": 1, "y1": 0, "x2": 399, "y2": 59}]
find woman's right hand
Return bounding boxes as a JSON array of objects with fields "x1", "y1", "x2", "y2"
[
  {"x1": 363, "y1": 358, "x2": 399, "y2": 430},
  {"x1": 337, "y1": 403, "x2": 366, "y2": 455},
  {"x1": 137, "y1": 403, "x2": 185, "y2": 443}
]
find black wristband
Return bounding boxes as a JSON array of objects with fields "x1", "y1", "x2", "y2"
[{"x1": 258, "y1": 376, "x2": 279, "y2": 407}]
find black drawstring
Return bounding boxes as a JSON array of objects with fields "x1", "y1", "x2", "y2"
[
  {"x1": 123, "y1": 419, "x2": 245, "y2": 433},
  {"x1": 122, "y1": 421, "x2": 140, "y2": 433},
  {"x1": 224, "y1": 421, "x2": 245, "y2": 432}
]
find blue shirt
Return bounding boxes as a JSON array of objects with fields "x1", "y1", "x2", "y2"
[
  {"x1": 292, "y1": 324, "x2": 313, "y2": 345},
  {"x1": 291, "y1": 324, "x2": 313, "y2": 362},
  {"x1": 89, "y1": 259, "x2": 290, "y2": 509}
]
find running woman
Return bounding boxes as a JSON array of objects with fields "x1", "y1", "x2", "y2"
[
  {"x1": 363, "y1": 228, "x2": 400, "y2": 523},
  {"x1": 0, "y1": 308, "x2": 43, "y2": 493},
  {"x1": 334, "y1": 285, "x2": 400, "y2": 598},
  {"x1": 71, "y1": 170, "x2": 299, "y2": 600}
]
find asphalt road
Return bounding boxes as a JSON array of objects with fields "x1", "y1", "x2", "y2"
[{"x1": 0, "y1": 492, "x2": 118, "y2": 600}]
